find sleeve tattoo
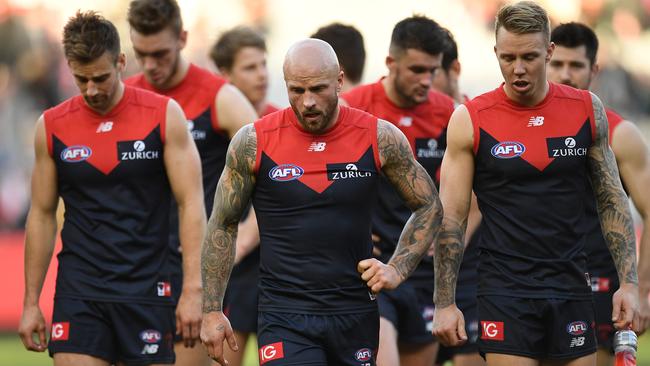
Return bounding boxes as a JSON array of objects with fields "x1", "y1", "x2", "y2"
[
  {"x1": 378, "y1": 120, "x2": 443, "y2": 282},
  {"x1": 588, "y1": 94, "x2": 638, "y2": 285},
  {"x1": 433, "y1": 215, "x2": 467, "y2": 307},
  {"x1": 202, "y1": 125, "x2": 257, "y2": 312}
]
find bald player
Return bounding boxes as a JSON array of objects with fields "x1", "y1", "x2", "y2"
[
  {"x1": 200, "y1": 39, "x2": 442, "y2": 366},
  {"x1": 548, "y1": 22, "x2": 650, "y2": 366}
]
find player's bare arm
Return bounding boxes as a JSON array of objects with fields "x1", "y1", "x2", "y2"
[
  {"x1": 164, "y1": 99, "x2": 207, "y2": 347},
  {"x1": 612, "y1": 120, "x2": 650, "y2": 333},
  {"x1": 200, "y1": 124, "x2": 256, "y2": 365},
  {"x1": 19, "y1": 116, "x2": 59, "y2": 352},
  {"x1": 358, "y1": 120, "x2": 442, "y2": 293},
  {"x1": 380, "y1": 120, "x2": 442, "y2": 280},
  {"x1": 432, "y1": 105, "x2": 474, "y2": 346},
  {"x1": 216, "y1": 84, "x2": 258, "y2": 138},
  {"x1": 588, "y1": 93, "x2": 640, "y2": 329}
]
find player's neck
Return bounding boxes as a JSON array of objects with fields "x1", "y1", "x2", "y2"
[
  {"x1": 382, "y1": 76, "x2": 414, "y2": 109},
  {"x1": 503, "y1": 80, "x2": 549, "y2": 107},
  {"x1": 90, "y1": 82, "x2": 125, "y2": 115},
  {"x1": 161, "y1": 57, "x2": 190, "y2": 91},
  {"x1": 254, "y1": 100, "x2": 267, "y2": 116}
]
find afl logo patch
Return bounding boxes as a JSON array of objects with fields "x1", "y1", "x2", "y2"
[
  {"x1": 491, "y1": 141, "x2": 525, "y2": 159},
  {"x1": 61, "y1": 145, "x2": 92, "y2": 162},
  {"x1": 355, "y1": 348, "x2": 372, "y2": 362},
  {"x1": 566, "y1": 321, "x2": 588, "y2": 336},
  {"x1": 269, "y1": 164, "x2": 304, "y2": 181}
]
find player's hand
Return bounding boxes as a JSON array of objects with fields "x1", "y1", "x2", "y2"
[
  {"x1": 176, "y1": 286, "x2": 203, "y2": 348},
  {"x1": 635, "y1": 285, "x2": 650, "y2": 334},
  {"x1": 18, "y1": 305, "x2": 48, "y2": 352},
  {"x1": 612, "y1": 282, "x2": 640, "y2": 331},
  {"x1": 201, "y1": 311, "x2": 238, "y2": 366},
  {"x1": 358, "y1": 258, "x2": 401, "y2": 293},
  {"x1": 432, "y1": 304, "x2": 467, "y2": 347}
]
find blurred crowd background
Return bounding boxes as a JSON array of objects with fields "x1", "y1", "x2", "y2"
[{"x1": 1, "y1": 0, "x2": 650, "y2": 230}]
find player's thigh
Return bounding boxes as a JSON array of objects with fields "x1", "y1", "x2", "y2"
[
  {"x1": 48, "y1": 298, "x2": 115, "y2": 363},
  {"x1": 540, "y1": 352, "x2": 596, "y2": 366},
  {"x1": 377, "y1": 317, "x2": 399, "y2": 366},
  {"x1": 485, "y1": 353, "x2": 539, "y2": 366},
  {"x1": 110, "y1": 302, "x2": 176, "y2": 365},
  {"x1": 453, "y1": 352, "x2": 487, "y2": 366},
  {"x1": 399, "y1": 340, "x2": 438, "y2": 366},
  {"x1": 257, "y1": 311, "x2": 327, "y2": 365},
  {"x1": 54, "y1": 353, "x2": 111, "y2": 366},
  {"x1": 174, "y1": 342, "x2": 210, "y2": 366},
  {"x1": 594, "y1": 348, "x2": 612, "y2": 366},
  {"x1": 222, "y1": 331, "x2": 251, "y2": 366}
]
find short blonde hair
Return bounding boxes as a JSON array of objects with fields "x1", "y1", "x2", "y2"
[{"x1": 495, "y1": 1, "x2": 550, "y2": 41}]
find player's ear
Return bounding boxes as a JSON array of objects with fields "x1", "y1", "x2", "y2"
[
  {"x1": 117, "y1": 53, "x2": 126, "y2": 73},
  {"x1": 546, "y1": 42, "x2": 555, "y2": 63}
]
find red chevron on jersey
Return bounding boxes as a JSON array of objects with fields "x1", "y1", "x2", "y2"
[
  {"x1": 467, "y1": 82, "x2": 595, "y2": 172},
  {"x1": 44, "y1": 86, "x2": 168, "y2": 175},
  {"x1": 254, "y1": 107, "x2": 380, "y2": 194}
]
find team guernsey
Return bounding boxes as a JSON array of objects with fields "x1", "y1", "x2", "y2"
[
  {"x1": 252, "y1": 106, "x2": 381, "y2": 315},
  {"x1": 125, "y1": 64, "x2": 228, "y2": 299},
  {"x1": 467, "y1": 82, "x2": 596, "y2": 300},
  {"x1": 44, "y1": 86, "x2": 173, "y2": 304},
  {"x1": 342, "y1": 80, "x2": 454, "y2": 288}
]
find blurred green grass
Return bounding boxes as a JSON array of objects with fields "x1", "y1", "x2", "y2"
[{"x1": 2, "y1": 332, "x2": 649, "y2": 365}]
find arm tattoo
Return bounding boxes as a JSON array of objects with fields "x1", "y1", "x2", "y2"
[
  {"x1": 378, "y1": 120, "x2": 443, "y2": 282},
  {"x1": 588, "y1": 94, "x2": 638, "y2": 285},
  {"x1": 433, "y1": 217, "x2": 466, "y2": 307},
  {"x1": 202, "y1": 125, "x2": 257, "y2": 312}
]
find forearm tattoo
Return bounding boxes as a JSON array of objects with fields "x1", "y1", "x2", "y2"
[
  {"x1": 588, "y1": 94, "x2": 638, "y2": 285},
  {"x1": 202, "y1": 125, "x2": 257, "y2": 312},
  {"x1": 378, "y1": 120, "x2": 443, "y2": 282},
  {"x1": 433, "y1": 216, "x2": 466, "y2": 307}
]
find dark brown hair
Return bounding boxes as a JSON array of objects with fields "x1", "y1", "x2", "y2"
[
  {"x1": 128, "y1": 0, "x2": 183, "y2": 36},
  {"x1": 63, "y1": 10, "x2": 121, "y2": 64}
]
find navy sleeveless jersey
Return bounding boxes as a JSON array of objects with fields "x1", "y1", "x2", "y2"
[
  {"x1": 342, "y1": 80, "x2": 454, "y2": 288},
  {"x1": 583, "y1": 109, "x2": 625, "y2": 291},
  {"x1": 467, "y1": 82, "x2": 596, "y2": 300},
  {"x1": 44, "y1": 86, "x2": 173, "y2": 304},
  {"x1": 126, "y1": 64, "x2": 229, "y2": 284},
  {"x1": 252, "y1": 106, "x2": 381, "y2": 314}
]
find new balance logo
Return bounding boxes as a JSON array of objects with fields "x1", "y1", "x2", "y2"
[
  {"x1": 96, "y1": 121, "x2": 113, "y2": 133},
  {"x1": 527, "y1": 116, "x2": 544, "y2": 127},
  {"x1": 308, "y1": 142, "x2": 326, "y2": 152},
  {"x1": 570, "y1": 337, "x2": 585, "y2": 348}
]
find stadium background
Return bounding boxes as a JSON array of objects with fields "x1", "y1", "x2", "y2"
[{"x1": 1, "y1": 0, "x2": 650, "y2": 364}]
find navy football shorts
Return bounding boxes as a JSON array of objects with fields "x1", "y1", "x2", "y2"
[
  {"x1": 377, "y1": 283, "x2": 435, "y2": 345},
  {"x1": 589, "y1": 271, "x2": 619, "y2": 353},
  {"x1": 224, "y1": 249, "x2": 260, "y2": 334},
  {"x1": 477, "y1": 295, "x2": 597, "y2": 360},
  {"x1": 257, "y1": 310, "x2": 379, "y2": 365},
  {"x1": 49, "y1": 298, "x2": 175, "y2": 364}
]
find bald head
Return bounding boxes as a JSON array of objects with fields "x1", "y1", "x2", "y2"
[{"x1": 283, "y1": 39, "x2": 340, "y2": 80}]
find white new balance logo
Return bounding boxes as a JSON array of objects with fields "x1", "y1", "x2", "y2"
[
  {"x1": 527, "y1": 116, "x2": 544, "y2": 127},
  {"x1": 308, "y1": 142, "x2": 326, "y2": 152},
  {"x1": 96, "y1": 121, "x2": 113, "y2": 133}
]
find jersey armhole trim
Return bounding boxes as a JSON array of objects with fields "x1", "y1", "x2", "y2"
[
  {"x1": 160, "y1": 100, "x2": 168, "y2": 144},
  {"x1": 210, "y1": 96, "x2": 220, "y2": 133},
  {"x1": 253, "y1": 123, "x2": 262, "y2": 175},
  {"x1": 583, "y1": 91, "x2": 597, "y2": 143},
  {"x1": 43, "y1": 115, "x2": 54, "y2": 157},
  {"x1": 465, "y1": 103, "x2": 481, "y2": 155},
  {"x1": 372, "y1": 118, "x2": 382, "y2": 172}
]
